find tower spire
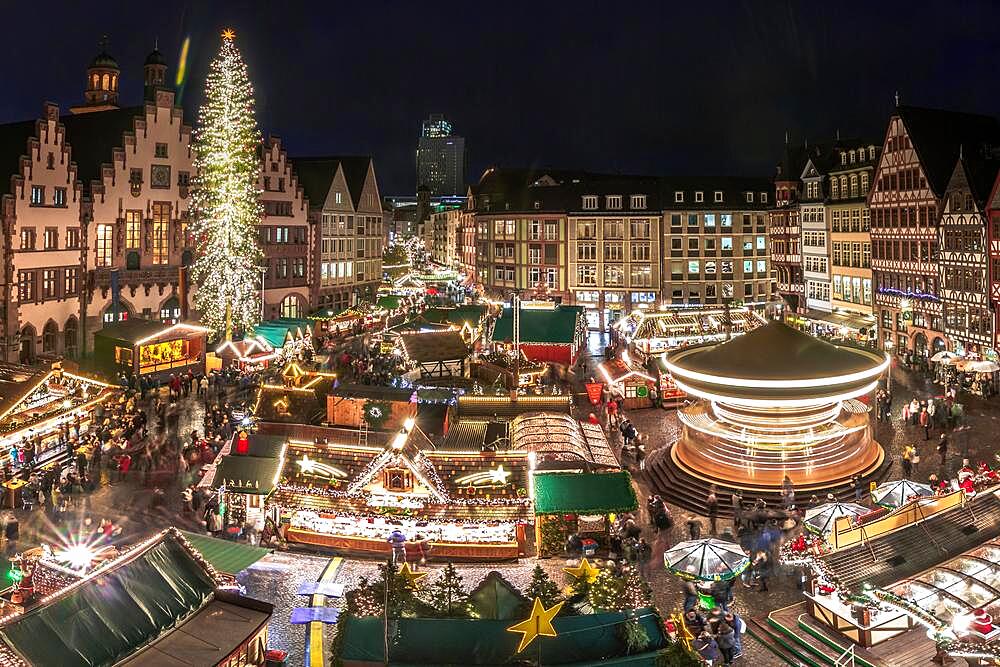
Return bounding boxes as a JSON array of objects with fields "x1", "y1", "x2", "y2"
[{"x1": 894, "y1": 91, "x2": 900, "y2": 107}]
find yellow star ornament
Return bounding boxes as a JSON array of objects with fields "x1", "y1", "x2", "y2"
[
  {"x1": 563, "y1": 557, "x2": 600, "y2": 583},
  {"x1": 507, "y1": 597, "x2": 564, "y2": 653},
  {"x1": 221, "y1": 28, "x2": 236, "y2": 41},
  {"x1": 397, "y1": 562, "x2": 427, "y2": 588}
]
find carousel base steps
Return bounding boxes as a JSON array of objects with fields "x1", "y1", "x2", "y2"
[
  {"x1": 644, "y1": 446, "x2": 892, "y2": 517},
  {"x1": 821, "y1": 492, "x2": 1000, "y2": 592},
  {"x1": 745, "y1": 615, "x2": 815, "y2": 666}
]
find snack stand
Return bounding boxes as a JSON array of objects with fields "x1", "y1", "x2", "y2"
[{"x1": 93, "y1": 320, "x2": 209, "y2": 380}]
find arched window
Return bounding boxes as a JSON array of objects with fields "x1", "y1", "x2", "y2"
[
  {"x1": 160, "y1": 297, "x2": 180, "y2": 324},
  {"x1": 91, "y1": 73, "x2": 99, "y2": 89},
  {"x1": 280, "y1": 295, "x2": 301, "y2": 319},
  {"x1": 850, "y1": 174, "x2": 859, "y2": 198},
  {"x1": 110, "y1": 74, "x2": 117, "y2": 90},
  {"x1": 64, "y1": 318, "x2": 78, "y2": 359},
  {"x1": 20, "y1": 325, "x2": 36, "y2": 364},
  {"x1": 830, "y1": 178, "x2": 839, "y2": 199},
  {"x1": 42, "y1": 321, "x2": 58, "y2": 355},
  {"x1": 101, "y1": 73, "x2": 110, "y2": 90}
]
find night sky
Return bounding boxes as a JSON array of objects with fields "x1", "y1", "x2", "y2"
[{"x1": 4, "y1": 0, "x2": 1000, "y2": 194}]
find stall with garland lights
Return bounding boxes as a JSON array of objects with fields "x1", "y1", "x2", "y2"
[
  {"x1": 612, "y1": 305, "x2": 765, "y2": 365},
  {"x1": 0, "y1": 362, "x2": 119, "y2": 473},
  {"x1": 93, "y1": 320, "x2": 210, "y2": 380},
  {"x1": 490, "y1": 302, "x2": 586, "y2": 366},
  {"x1": 397, "y1": 330, "x2": 470, "y2": 380},
  {"x1": 269, "y1": 417, "x2": 532, "y2": 561},
  {"x1": 212, "y1": 335, "x2": 277, "y2": 371},
  {"x1": 199, "y1": 433, "x2": 288, "y2": 534},
  {"x1": 252, "y1": 317, "x2": 314, "y2": 361},
  {"x1": 0, "y1": 528, "x2": 272, "y2": 667}
]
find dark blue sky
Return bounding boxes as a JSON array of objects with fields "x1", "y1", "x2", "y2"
[{"x1": 4, "y1": 0, "x2": 1000, "y2": 194}]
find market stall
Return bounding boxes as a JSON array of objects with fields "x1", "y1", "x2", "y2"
[
  {"x1": 613, "y1": 306, "x2": 765, "y2": 364},
  {"x1": 212, "y1": 335, "x2": 277, "y2": 370},
  {"x1": 253, "y1": 318, "x2": 314, "y2": 361},
  {"x1": 0, "y1": 362, "x2": 119, "y2": 472},
  {"x1": 93, "y1": 320, "x2": 209, "y2": 380},
  {"x1": 532, "y1": 470, "x2": 637, "y2": 557},
  {"x1": 397, "y1": 330, "x2": 470, "y2": 380},
  {"x1": 490, "y1": 303, "x2": 586, "y2": 366},
  {"x1": 597, "y1": 357, "x2": 657, "y2": 409}
]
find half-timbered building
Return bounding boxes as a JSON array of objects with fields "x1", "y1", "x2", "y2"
[
  {"x1": 939, "y1": 152, "x2": 1000, "y2": 356},
  {"x1": 769, "y1": 142, "x2": 806, "y2": 312},
  {"x1": 869, "y1": 104, "x2": 1000, "y2": 357}
]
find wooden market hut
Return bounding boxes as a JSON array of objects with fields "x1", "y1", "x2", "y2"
[
  {"x1": 93, "y1": 320, "x2": 209, "y2": 379},
  {"x1": 0, "y1": 528, "x2": 272, "y2": 666},
  {"x1": 490, "y1": 304, "x2": 586, "y2": 365},
  {"x1": 399, "y1": 330, "x2": 470, "y2": 379}
]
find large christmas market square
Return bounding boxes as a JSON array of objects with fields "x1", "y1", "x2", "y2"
[{"x1": 5, "y1": 5, "x2": 1000, "y2": 667}]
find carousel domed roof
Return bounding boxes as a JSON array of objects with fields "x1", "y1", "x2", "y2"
[{"x1": 664, "y1": 320, "x2": 888, "y2": 401}]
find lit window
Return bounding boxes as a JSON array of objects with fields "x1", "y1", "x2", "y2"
[
  {"x1": 151, "y1": 202, "x2": 170, "y2": 265},
  {"x1": 53, "y1": 187, "x2": 66, "y2": 207},
  {"x1": 95, "y1": 224, "x2": 113, "y2": 267},
  {"x1": 30, "y1": 186, "x2": 44, "y2": 205},
  {"x1": 42, "y1": 269, "x2": 57, "y2": 298},
  {"x1": 125, "y1": 210, "x2": 142, "y2": 248}
]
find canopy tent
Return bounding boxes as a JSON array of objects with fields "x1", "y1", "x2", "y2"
[
  {"x1": 803, "y1": 502, "x2": 868, "y2": 537},
  {"x1": 178, "y1": 531, "x2": 270, "y2": 575},
  {"x1": 872, "y1": 479, "x2": 934, "y2": 508},
  {"x1": 662, "y1": 538, "x2": 751, "y2": 582},
  {"x1": 532, "y1": 471, "x2": 637, "y2": 515},
  {"x1": 253, "y1": 318, "x2": 312, "y2": 349}
]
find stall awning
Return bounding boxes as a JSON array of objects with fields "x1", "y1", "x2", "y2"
[
  {"x1": 213, "y1": 455, "x2": 283, "y2": 494},
  {"x1": 253, "y1": 318, "x2": 312, "y2": 348},
  {"x1": 377, "y1": 295, "x2": 401, "y2": 311},
  {"x1": 533, "y1": 471, "x2": 637, "y2": 515},
  {"x1": 800, "y1": 309, "x2": 875, "y2": 332},
  {"x1": 179, "y1": 531, "x2": 270, "y2": 574}
]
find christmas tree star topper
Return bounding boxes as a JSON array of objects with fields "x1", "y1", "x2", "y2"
[
  {"x1": 397, "y1": 562, "x2": 427, "y2": 588},
  {"x1": 507, "y1": 597, "x2": 564, "y2": 653},
  {"x1": 221, "y1": 28, "x2": 235, "y2": 41},
  {"x1": 563, "y1": 557, "x2": 600, "y2": 583}
]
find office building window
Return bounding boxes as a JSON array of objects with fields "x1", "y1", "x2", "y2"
[
  {"x1": 577, "y1": 242, "x2": 596, "y2": 261},
  {"x1": 577, "y1": 265, "x2": 597, "y2": 286},
  {"x1": 604, "y1": 265, "x2": 624, "y2": 286},
  {"x1": 151, "y1": 202, "x2": 171, "y2": 265},
  {"x1": 95, "y1": 224, "x2": 113, "y2": 267}
]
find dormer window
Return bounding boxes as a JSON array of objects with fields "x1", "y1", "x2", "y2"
[
  {"x1": 713, "y1": 191, "x2": 723, "y2": 203},
  {"x1": 606, "y1": 195, "x2": 622, "y2": 210},
  {"x1": 841, "y1": 152, "x2": 847, "y2": 165},
  {"x1": 335, "y1": 192, "x2": 343, "y2": 205},
  {"x1": 761, "y1": 193, "x2": 768, "y2": 203},
  {"x1": 868, "y1": 146, "x2": 876, "y2": 160},
  {"x1": 534, "y1": 201, "x2": 541, "y2": 209},
  {"x1": 674, "y1": 191, "x2": 684, "y2": 203},
  {"x1": 849, "y1": 150, "x2": 856, "y2": 164},
  {"x1": 745, "y1": 192, "x2": 753, "y2": 203},
  {"x1": 630, "y1": 195, "x2": 646, "y2": 210},
  {"x1": 695, "y1": 191, "x2": 704, "y2": 203},
  {"x1": 582, "y1": 195, "x2": 598, "y2": 210}
]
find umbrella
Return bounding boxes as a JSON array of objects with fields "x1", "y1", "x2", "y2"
[
  {"x1": 803, "y1": 502, "x2": 868, "y2": 537},
  {"x1": 931, "y1": 351, "x2": 963, "y2": 363},
  {"x1": 662, "y1": 538, "x2": 750, "y2": 582},
  {"x1": 872, "y1": 479, "x2": 933, "y2": 508},
  {"x1": 967, "y1": 360, "x2": 1000, "y2": 373}
]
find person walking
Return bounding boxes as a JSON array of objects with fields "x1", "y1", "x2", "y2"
[
  {"x1": 716, "y1": 622, "x2": 737, "y2": 666},
  {"x1": 937, "y1": 433, "x2": 949, "y2": 466},
  {"x1": 636, "y1": 537, "x2": 653, "y2": 579},
  {"x1": 706, "y1": 486, "x2": 719, "y2": 535},
  {"x1": 731, "y1": 489, "x2": 743, "y2": 531},
  {"x1": 919, "y1": 407, "x2": 930, "y2": 440},
  {"x1": 387, "y1": 528, "x2": 407, "y2": 566},
  {"x1": 902, "y1": 445, "x2": 914, "y2": 478}
]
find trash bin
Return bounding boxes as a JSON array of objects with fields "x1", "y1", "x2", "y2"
[
  {"x1": 581, "y1": 538, "x2": 597, "y2": 557},
  {"x1": 264, "y1": 649, "x2": 288, "y2": 667}
]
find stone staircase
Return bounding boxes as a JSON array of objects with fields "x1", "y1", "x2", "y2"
[{"x1": 747, "y1": 602, "x2": 883, "y2": 667}]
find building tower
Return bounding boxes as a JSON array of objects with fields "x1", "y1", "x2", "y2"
[
  {"x1": 82, "y1": 37, "x2": 120, "y2": 110},
  {"x1": 143, "y1": 43, "x2": 168, "y2": 100},
  {"x1": 416, "y1": 113, "x2": 466, "y2": 196}
]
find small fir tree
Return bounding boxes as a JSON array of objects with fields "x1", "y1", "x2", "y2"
[
  {"x1": 619, "y1": 566, "x2": 653, "y2": 610},
  {"x1": 587, "y1": 569, "x2": 624, "y2": 612},
  {"x1": 524, "y1": 565, "x2": 561, "y2": 607},
  {"x1": 423, "y1": 563, "x2": 471, "y2": 617}
]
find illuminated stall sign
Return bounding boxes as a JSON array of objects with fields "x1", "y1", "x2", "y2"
[{"x1": 138, "y1": 339, "x2": 191, "y2": 374}]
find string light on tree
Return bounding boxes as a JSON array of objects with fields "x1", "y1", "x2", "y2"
[{"x1": 189, "y1": 28, "x2": 265, "y2": 339}]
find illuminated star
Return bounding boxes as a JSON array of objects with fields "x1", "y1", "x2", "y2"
[
  {"x1": 563, "y1": 558, "x2": 600, "y2": 583},
  {"x1": 221, "y1": 28, "x2": 236, "y2": 41},
  {"x1": 507, "y1": 598, "x2": 564, "y2": 653},
  {"x1": 489, "y1": 465, "x2": 511, "y2": 485},
  {"x1": 297, "y1": 455, "x2": 316, "y2": 475},
  {"x1": 397, "y1": 562, "x2": 427, "y2": 588}
]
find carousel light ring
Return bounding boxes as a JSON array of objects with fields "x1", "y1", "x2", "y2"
[{"x1": 665, "y1": 319, "x2": 889, "y2": 492}]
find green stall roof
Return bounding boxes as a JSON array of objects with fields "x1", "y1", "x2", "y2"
[
  {"x1": 491, "y1": 306, "x2": 584, "y2": 345},
  {"x1": 0, "y1": 531, "x2": 216, "y2": 667},
  {"x1": 533, "y1": 471, "x2": 637, "y2": 515},
  {"x1": 179, "y1": 531, "x2": 270, "y2": 574},
  {"x1": 377, "y1": 295, "x2": 402, "y2": 311},
  {"x1": 213, "y1": 454, "x2": 283, "y2": 495},
  {"x1": 423, "y1": 305, "x2": 487, "y2": 327},
  {"x1": 253, "y1": 318, "x2": 311, "y2": 348}
]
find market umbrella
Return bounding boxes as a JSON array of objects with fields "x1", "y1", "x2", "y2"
[
  {"x1": 872, "y1": 479, "x2": 933, "y2": 508},
  {"x1": 931, "y1": 351, "x2": 963, "y2": 363},
  {"x1": 803, "y1": 502, "x2": 867, "y2": 537},
  {"x1": 662, "y1": 538, "x2": 750, "y2": 582},
  {"x1": 967, "y1": 360, "x2": 1000, "y2": 373}
]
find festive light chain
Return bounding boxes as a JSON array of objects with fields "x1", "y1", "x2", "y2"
[
  {"x1": 876, "y1": 287, "x2": 941, "y2": 302},
  {"x1": 274, "y1": 482, "x2": 530, "y2": 507}
]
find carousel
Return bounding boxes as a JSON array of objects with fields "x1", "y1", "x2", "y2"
[{"x1": 661, "y1": 311, "x2": 890, "y2": 497}]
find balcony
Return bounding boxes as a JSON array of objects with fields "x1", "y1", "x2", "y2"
[{"x1": 93, "y1": 265, "x2": 179, "y2": 288}]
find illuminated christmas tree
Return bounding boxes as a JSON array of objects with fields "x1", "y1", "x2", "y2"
[{"x1": 189, "y1": 29, "x2": 264, "y2": 339}]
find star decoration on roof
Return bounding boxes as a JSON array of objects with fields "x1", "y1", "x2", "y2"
[
  {"x1": 506, "y1": 597, "x2": 564, "y2": 653},
  {"x1": 221, "y1": 28, "x2": 236, "y2": 41},
  {"x1": 563, "y1": 558, "x2": 600, "y2": 583},
  {"x1": 297, "y1": 455, "x2": 316, "y2": 474},
  {"x1": 397, "y1": 561, "x2": 427, "y2": 588},
  {"x1": 489, "y1": 465, "x2": 511, "y2": 484}
]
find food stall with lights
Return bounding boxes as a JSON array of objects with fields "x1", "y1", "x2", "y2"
[
  {"x1": 269, "y1": 417, "x2": 532, "y2": 561},
  {"x1": 93, "y1": 320, "x2": 209, "y2": 380},
  {"x1": 212, "y1": 335, "x2": 277, "y2": 371},
  {"x1": 490, "y1": 302, "x2": 586, "y2": 366},
  {"x1": 613, "y1": 306, "x2": 765, "y2": 364},
  {"x1": 199, "y1": 433, "x2": 288, "y2": 535},
  {"x1": 0, "y1": 362, "x2": 119, "y2": 474}
]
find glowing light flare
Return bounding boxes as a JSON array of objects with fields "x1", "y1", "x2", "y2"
[
  {"x1": 671, "y1": 376, "x2": 880, "y2": 409},
  {"x1": 663, "y1": 352, "x2": 890, "y2": 389}
]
